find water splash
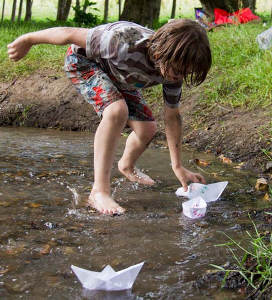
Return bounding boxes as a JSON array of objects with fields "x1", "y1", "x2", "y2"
[{"x1": 67, "y1": 186, "x2": 80, "y2": 209}]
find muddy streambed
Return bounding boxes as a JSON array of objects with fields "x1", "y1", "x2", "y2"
[{"x1": 0, "y1": 127, "x2": 270, "y2": 299}]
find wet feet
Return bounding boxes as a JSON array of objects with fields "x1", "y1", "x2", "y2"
[
  {"x1": 88, "y1": 192, "x2": 126, "y2": 215},
  {"x1": 118, "y1": 162, "x2": 155, "y2": 186}
]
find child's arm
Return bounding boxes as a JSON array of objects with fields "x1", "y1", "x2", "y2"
[
  {"x1": 7, "y1": 27, "x2": 89, "y2": 61},
  {"x1": 164, "y1": 105, "x2": 206, "y2": 191}
]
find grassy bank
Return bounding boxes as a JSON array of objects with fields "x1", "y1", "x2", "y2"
[
  {"x1": 1, "y1": 18, "x2": 271, "y2": 110},
  {"x1": 211, "y1": 216, "x2": 272, "y2": 298},
  {"x1": 1, "y1": 16, "x2": 272, "y2": 156}
]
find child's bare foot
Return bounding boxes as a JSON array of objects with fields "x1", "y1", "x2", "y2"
[
  {"x1": 88, "y1": 192, "x2": 125, "y2": 215},
  {"x1": 118, "y1": 162, "x2": 155, "y2": 185}
]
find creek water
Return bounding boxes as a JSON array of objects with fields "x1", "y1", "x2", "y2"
[{"x1": 0, "y1": 127, "x2": 269, "y2": 299}]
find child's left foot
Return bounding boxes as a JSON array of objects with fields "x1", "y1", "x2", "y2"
[{"x1": 118, "y1": 162, "x2": 155, "y2": 185}]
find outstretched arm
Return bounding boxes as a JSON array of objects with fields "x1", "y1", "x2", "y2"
[
  {"x1": 164, "y1": 105, "x2": 206, "y2": 191},
  {"x1": 7, "y1": 27, "x2": 89, "y2": 61}
]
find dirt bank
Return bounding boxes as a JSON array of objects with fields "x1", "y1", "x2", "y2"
[{"x1": 0, "y1": 70, "x2": 271, "y2": 173}]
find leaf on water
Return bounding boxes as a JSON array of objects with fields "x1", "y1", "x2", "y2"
[
  {"x1": 194, "y1": 158, "x2": 210, "y2": 167},
  {"x1": 263, "y1": 193, "x2": 271, "y2": 201},
  {"x1": 233, "y1": 162, "x2": 245, "y2": 169},
  {"x1": 255, "y1": 178, "x2": 268, "y2": 192},
  {"x1": 219, "y1": 154, "x2": 232, "y2": 164},
  {"x1": 40, "y1": 244, "x2": 51, "y2": 255},
  {"x1": 37, "y1": 172, "x2": 50, "y2": 178},
  {"x1": 27, "y1": 203, "x2": 42, "y2": 208},
  {"x1": 111, "y1": 258, "x2": 122, "y2": 267},
  {"x1": 46, "y1": 275, "x2": 61, "y2": 287}
]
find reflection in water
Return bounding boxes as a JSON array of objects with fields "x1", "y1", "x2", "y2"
[
  {"x1": 82, "y1": 288, "x2": 136, "y2": 300},
  {"x1": 0, "y1": 127, "x2": 269, "y2": 299}
]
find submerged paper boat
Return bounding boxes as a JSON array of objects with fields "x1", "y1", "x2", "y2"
[
  {"x1": 176, "y1": 181, "x2": 228, "y2": 203},
  {"x1": 182, "y1": 196, "x2": 207, "y2": 219},
  {"x1": 71, "y1": 262, "x2": 144, "y2": 291}
]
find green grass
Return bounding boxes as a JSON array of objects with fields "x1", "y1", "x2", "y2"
[
  {"x1": 211, "y1": 217, "x2": 272, "y2": 296},
  {"x1": 0, "y1": 20, "x2": 83, "y2": 80},
  {"x1": 202, "y1": 21, "x2": 272, "y2": 109},
  {"x1": 0, "y1": 15, "x2": 272, "y2": 111}
]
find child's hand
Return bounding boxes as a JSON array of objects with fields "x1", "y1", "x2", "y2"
[
  {"x1": 173, "y1": 166, "x2": 206, "y2": 192},
  {"x1": 7, "y1": 34, "x2": 32, "y2": 61}
]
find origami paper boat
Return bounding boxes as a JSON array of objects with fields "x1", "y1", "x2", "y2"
[
  {"x1": 182, "y1": 196, "x2": 207, "y2": 219},
  {"x1": 176, "y1": 181, "x2": 228, "y2": 203},
  {"x1": 71, "y1": 262, "x2": 144, "y2": 291}
]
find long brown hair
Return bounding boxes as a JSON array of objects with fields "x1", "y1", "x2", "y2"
[{"x1": 148, "y1": 19, "x2": 212, "y2": 86}]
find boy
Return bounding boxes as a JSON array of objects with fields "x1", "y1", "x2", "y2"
[{"x1": 7, "y1": 19, "x2": 211, "y2": 215}]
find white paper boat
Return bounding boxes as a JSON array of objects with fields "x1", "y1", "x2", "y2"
[
  {"x1": 182, "y1": 196, "x2": 207, "y2": 219},
  {"x1": 176, "y1": 181, "x2": 228, "y2": 202},
  {"x1": 71, "y1": 262, "x2": 144, "y2": 291}
]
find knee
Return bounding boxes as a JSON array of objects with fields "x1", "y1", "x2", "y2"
[
  {"x1": 103, "y1": 100, "x2": 129, "y2": 125},
  {"x1": 140, "y1": 121, "x2": 157, "y2": 143}
]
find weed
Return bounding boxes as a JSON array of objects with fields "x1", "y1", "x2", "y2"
[
  {"x1": 262, "y1": 149, "x2": 272, "y2": 161},
  {"x1": 211, "y1": 217, "x2": 272, "y2": 296}
]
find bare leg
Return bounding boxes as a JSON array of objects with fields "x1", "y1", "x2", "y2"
[
  {"x1": 89, "y1": 100, "x2": 128, "y2": 215},
  {"x1": 118, "y1": 120, "x2": 156, "y2": 185}
]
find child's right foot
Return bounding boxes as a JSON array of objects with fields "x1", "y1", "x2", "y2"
[{"x1": 88, "y1": 192, "x2": 125, "y2": 215}]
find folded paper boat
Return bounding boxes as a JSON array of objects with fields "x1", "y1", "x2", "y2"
[
  {"x1": 71, "y1": 262, "x2": 144, "y2": 291},
  {"x1": 182, "y1": 196, "x2": 207, "y2": 219},
  {"x1": 176, "y1": 181, "x2": 228, "y2": 203}
]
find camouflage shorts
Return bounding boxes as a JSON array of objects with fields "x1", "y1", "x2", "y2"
[{"x1": 64, "y1": 47, "x2": 154, "y2": 121}]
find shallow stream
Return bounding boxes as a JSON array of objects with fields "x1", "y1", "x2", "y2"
[{"x1": 0, "y1": 127, "x2": 269, "y2": 299}]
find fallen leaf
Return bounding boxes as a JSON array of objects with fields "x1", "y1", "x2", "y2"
[
  {"x1": 219, "y1": 154, "x2": 232, "y2": 164},
  {"x1": 234, "y1": 162, "x2": 245, "y2": 169},
  {"x1": 194, "y1": 158, "x2": 210, "y2": 167},
  {"x1": 46, "y1": 275, "x2": 61, "y2": 287},
  {"x1": 255, "y1": 178, "x2": 268, "y2": 192},
  {"x1": 263, "y1": 193, "x2": 271, "y2": 201},
  {"x1": 40, "y1": 244, "x2": 51, "y2": 255},
  {"x1": 27, "y1": 203, "x2": 42, "y2": 208}
]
